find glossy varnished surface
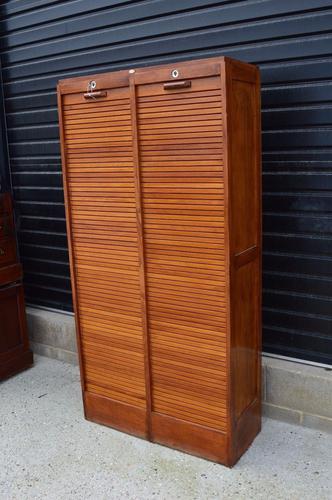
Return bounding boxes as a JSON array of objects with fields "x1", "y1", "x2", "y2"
[
  {"x1": 58, "y1": 56, "x2": 261, "y2": 466},
  {"x1": 137, "y1": 75, "x2": 228, "y2": 431},
  {"x1": 0, "y1": 193, "x2": 33, "y2": 380},
  {"x1": 61, "y1": 87, "x2": 147, "y2": 414}
]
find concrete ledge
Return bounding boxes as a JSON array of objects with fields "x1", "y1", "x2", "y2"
[
  {"x1": 262, "y1": 356, "x2": 332, "y2": 433},
  {"x1": 262, "y1": 402, "x2": 303, "y2": 426},
  {"x1": 27, "y1": 307, "x2": 78, "y2": 366},
  {"x1": 26, "y1": 306, "x2": 332, "y2": 433},
  {"x1": 30, "y1": 341, "x2": 78, "y2": 366}
]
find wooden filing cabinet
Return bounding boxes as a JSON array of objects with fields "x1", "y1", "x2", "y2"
[
  {"x1": 57, "y1": 56, "x2": 261, "y2": 466},
  {"x1": 0, "y1": 192, "x2": 33, "y2": 380}
]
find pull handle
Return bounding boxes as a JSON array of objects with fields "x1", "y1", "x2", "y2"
[
  {"x1": 163, "y1": 81, "x2": 191, "y2": 90},
  {"x1": 83, "y1": 91, "x2": 107, "y2": 100},
  {"x1": 0, "y1": 247, "x2": 5, "y2": 256}
]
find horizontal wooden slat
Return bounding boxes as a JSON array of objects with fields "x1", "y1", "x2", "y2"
[
  {"x1": 86, "y1": 383, "x2": 145, "y2": 409},
  {"x1": 137, "y1": 76, "x2": 228, "y2": 427},
  {"x1": 61, "y1": 89, "x2": 147, "y2": 410}
]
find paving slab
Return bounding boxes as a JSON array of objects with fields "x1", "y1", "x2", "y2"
[{"x1": 0, "y1": 356, "x2": 331, "y2": 500}]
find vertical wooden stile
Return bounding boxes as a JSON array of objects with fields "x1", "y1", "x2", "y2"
[
  {"x1": 255, "y1": 68, "x2": 262, "y2": 427},
  {"x1": 57, "y1": 88, "x2": 87, "y2": 401},
  {"x1": 219, "y1": 59, "x2": 233, "y2": 461},
  {"x1": 129, "y1": 72, "x2": 152, "y2": 439}
]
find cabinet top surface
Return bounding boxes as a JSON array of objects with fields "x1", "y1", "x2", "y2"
[{"x1": 57, "y1": 56, "x2": 259, "y2": 94}]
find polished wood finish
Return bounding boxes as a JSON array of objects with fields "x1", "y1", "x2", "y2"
[
  {"x1": 0, "y1": 264, "x2": 22, "y2": 287},
  {"x1": 58, "y1": 84, "x2": 148, "y2": 430},
  {"x1": 129, "y1": 73, "x2": 153, "y2": 438},
  {"x1": 85, "y1": 392, "x2": 148, "y2": 438},
  {"x1": 138, "y1": 73, "x2": 228, "y2": 437},
  {"x1": 0, "y1": 193, "x2": 33, "y2": 380},
  {"x1": 58, "y1": 56, "x2": 261, "y2": 467}
]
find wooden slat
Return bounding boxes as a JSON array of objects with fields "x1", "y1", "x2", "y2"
[
  {"x1": 61, "y1": 87, "x2": 147, "y2": 410},
  {"x1": 138, "y1": 75, "x2": 227, "y2": 429}
]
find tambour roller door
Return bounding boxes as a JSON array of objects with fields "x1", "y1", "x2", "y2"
[
  {"x1": 58, "y1": 57, "x2": 261, "y2": 465},
  {"x1": 60, "y1": 86, "x2": 147, "y2": 414},
  {"x1": 137, "y1": 74, "x2": 228, "y2": 431}
]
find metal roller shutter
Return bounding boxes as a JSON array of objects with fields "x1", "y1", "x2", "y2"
[{"x1": 0, "y1": 0, "x2": 331, "y2": 364}]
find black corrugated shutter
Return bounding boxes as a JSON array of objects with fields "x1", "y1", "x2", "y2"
[
  {"x1": 0, "y1": 0, "x2": 331, "y2": 364},
  {"x1": 0, "y1": 59, "x2": 10, "y2": 191}
]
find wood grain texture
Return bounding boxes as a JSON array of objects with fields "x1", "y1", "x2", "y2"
[
  {"x1": 223, "y1": 57, "x2": 261, "y2": 465},
  {"x1": 58, "y1": 56, "x2": 261, "y2": 466},
  {"x1": 137, "y1": 74, "x2": 228, "y2": 432},
  {"x1": 0, "y1": 264, "x2": 22, "y2": 286},
  {"x1": 59, "y1": 85, "x2": 147, "y2": 427},
  {"x1": 129, "y1": 73, "x2": 153, "y2": 438},
  {"x1": 151, "y1": 412, "x2": 228, "y2": 464},
  {"x1": 84, "y1": 391, "x2": 148, "y2": 438},
  {"x1": 0, "y1": 193, "x2": 32, "y2": 380}
]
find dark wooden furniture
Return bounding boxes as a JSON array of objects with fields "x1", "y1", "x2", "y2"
[
  {"x1": 57, "y1": 56, "x2": 261, "y2": 466},
  {"x1": 0, "y1": 192, "x2": 33, "y2": 380}
]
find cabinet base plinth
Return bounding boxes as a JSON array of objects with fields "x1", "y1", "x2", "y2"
[
  {"x1": 151, "y1": 412, "x2": 230, "y2": 465},
  {"x1": 229, "y1": 398, "x2": 261, "y2": 466},
  {"x1": 83, "y1": 395, "x2": 261, "y2": 467},
  {"x1": 84, "y1": 392, "x2": 148, "y2": 439}
]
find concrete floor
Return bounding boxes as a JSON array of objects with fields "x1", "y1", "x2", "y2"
[{"x1": 0, "y1": 356, "x2": 331, "y2": 500}]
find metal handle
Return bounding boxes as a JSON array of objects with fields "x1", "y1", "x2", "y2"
[
  {"x1": 163, "y1": 81, "x2": 191, "y2": 90},
  {"x1": 83, "y1": 91, "x2": 107, "y2": 100},
  {"x1": 0, "y1": 247, "x2": 5, "y2": 256}
]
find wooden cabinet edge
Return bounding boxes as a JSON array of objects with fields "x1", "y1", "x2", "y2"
[{"x1": 223, "y1": 58, "x2": 262, "y2": 458}]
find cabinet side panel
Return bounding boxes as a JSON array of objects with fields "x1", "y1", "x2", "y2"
[
  {"x1": 0, "y1": 192, "x2": 32, "y2": 380},
  {"x1": 229, "y1": 76, "x2": 259, "y2": 254},
  {"x1": 59, "y1": 85, "x2": 148, "y2": 436},
  {"x1": 226, "y1": 60, "x2": 261, "y2": 460},
  {"x1": 232, "y1": 260, "x2": 259, "y2": 417},
  {"x1": 0, "y1": 283, "x2": 33, "y2": 380}
]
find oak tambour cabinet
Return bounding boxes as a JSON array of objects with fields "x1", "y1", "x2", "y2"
[{"x1": 57, "y1": 56, "x2": 261, "y2": 466}]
